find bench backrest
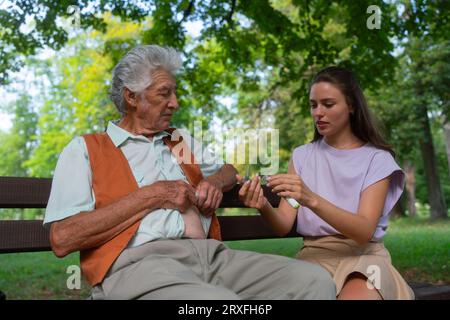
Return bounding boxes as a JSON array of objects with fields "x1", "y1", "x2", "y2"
[{"x1": 0, "y1": 177, "x2": 299, "y2": 253}]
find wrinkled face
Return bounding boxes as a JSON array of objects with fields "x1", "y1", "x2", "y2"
[
  {"x1": 309, "y1": 82, "x2": 353, "y2": 137},
  {"x1": 135, "y1": 69, "x2": 178, "y2": 132}
]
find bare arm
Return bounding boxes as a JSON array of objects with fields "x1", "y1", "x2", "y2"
[
  {"x1": 50, "y1": 180, "x2": 196, "y2": 257},
  {"x1": 268, "y1": 159, "x2": 391, "y2": 244},
  {"x1": 205, "y1": 164, "x2": 238, "y2": 192},
  {"x1": 301, "y1": 178, "x2": 390, "y2": 244},
  {"x1": 240, "y1": 158, "x2": 391, "y2": 243}
]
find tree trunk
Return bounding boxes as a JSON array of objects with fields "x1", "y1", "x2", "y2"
[
  {"x1": 403, "y1": 161, "x2": 417, "y2": 217},
  {"x1": 418, "y1": 105, "x2": 448, "y2": 220},
  {"x1": 444, "y1": 118, "x2": 450, "y2": 179},
  {"x1": 391, "y1": 191, "x2": 406, "y2": 218}
]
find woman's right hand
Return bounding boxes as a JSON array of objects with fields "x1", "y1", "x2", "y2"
[{"x1": 236, "y1": 174, "x2": 268, "y2": 210}]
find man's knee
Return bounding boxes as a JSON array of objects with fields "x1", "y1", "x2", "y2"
[
  {"x1": 286, "y1": 260, "x2": 336, "y2": 299},
  {"x1": 309, "y1": 264, "x2": 336, "y2": 299}
]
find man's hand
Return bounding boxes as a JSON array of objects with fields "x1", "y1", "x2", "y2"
[
  {"x1": 195, "y1": 177, "x2": 223, "y2": 217},
  {"x1": 148, "y1": 180, "x2": 197, "y2": 213}
]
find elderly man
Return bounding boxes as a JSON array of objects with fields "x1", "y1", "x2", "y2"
[{"x1": 44, "y1": 45, "x2": 335, "y2": 300}]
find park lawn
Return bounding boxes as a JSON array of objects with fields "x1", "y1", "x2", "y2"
[
  {"x1": 0, "y1": 217, "x2": 448, "y2": 299},
  {"x1": 0, "y1": 251, "x2": 90, "y2": 300},
  {"x1": 381, "y1": 217, "x2": 450, "y2": 284}
]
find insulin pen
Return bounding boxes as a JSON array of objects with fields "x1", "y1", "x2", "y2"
[
  {"x1": 285, "y1": 197, "x2": 300, "y2": 209},
  {"x1": 259, "y1": 174, "x2": 301, "y2": 209}
]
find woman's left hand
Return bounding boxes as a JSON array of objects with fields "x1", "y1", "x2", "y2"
[{"x1": 266, "y1": 174, "x2": 317, "y2": 208}]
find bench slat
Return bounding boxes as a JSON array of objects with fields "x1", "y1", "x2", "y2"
[
  {"x1": 0, "y1": 216, "x2": 298, "y2": 253},
  {"x1": 0, "y1": 220, "x2": 51, "y2": 253},
  {"x1": 0, "y1": 177, "x2": 293, "y2": 252},
  {"x1": 0, "y1": 177, "x2": 52, "y2": 208},
  {"x1": 0, "y1": 177, "x2": 280, "y2": 208},
  {"x1": 410, "y1": 282, "x2": 450, "y2": 300}
]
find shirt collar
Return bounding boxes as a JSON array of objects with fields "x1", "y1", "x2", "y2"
[{"x1": 106, "y1": 120, "x2": 171, "y2": 147}]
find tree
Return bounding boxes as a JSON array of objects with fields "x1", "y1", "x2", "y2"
[
  {"x1": 2, "y1": 1, "x2": 398, "y2": 85},
  {"x1": 405, "y1": 38, "x2": 448, "y2": 220},
  {"x1": 0, "y1": 92, "x2": 38, "y2": 176},
  {"x1": 23, "y1": 14, "x2": 145, "y2": 177},
  {"x1": 420, "y1": 40, "x2": 450, "y2": 180},
  {"x1": 0, "y1": 91, "x2": 39, "y2": 219},
  {"x1": 1, "y1": 0, "x2": 448, "y2": 221},
  {"x1": 367, "y1": 60, "x2": 422, "y2": 218},
  {"x1": 370, "y1": 0, "x2": 450, "y2": 220}
]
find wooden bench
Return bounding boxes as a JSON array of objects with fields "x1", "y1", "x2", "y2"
[{"x1": 1, "y1": 176, "x2": 449, "y2": 300}]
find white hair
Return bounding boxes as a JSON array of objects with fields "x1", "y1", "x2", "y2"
[{"x1": 109, "y1": 45, "x2": 182, "y2": 115}]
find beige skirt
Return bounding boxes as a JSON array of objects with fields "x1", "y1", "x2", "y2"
[{"x1": 297, "y1": 235, "x2": 415, "y2": 300}]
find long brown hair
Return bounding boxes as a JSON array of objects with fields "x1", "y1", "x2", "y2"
[{"x1": 310, "y1": 66, "x2": 395, "y2": 157}]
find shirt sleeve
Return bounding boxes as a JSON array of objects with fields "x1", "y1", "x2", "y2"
[
  {"x1": 362, "y1": 150, "x2": 405, "y2": 217},
  {"x1": 43, "y1": 137, "x2": 95, "y2": 229},
  {"x1": 178, "y1": 128, "x2": 224, "y2": 178}
]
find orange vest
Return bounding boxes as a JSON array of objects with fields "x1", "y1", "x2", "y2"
[{"x1": 81, "y1": 130, "x2": 221, "y2": 286}]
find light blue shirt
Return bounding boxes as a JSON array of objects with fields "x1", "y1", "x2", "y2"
[{"x1": 44, "y1": 121, "x2": 223, "y2": 247}]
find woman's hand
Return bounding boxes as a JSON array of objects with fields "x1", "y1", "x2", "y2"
[
  {"x1": 236, "y1": 174, "x2": 268, "y2": 210},
  {"x1": 266, "y1": 174, "x2": 317, "y2": 208}
]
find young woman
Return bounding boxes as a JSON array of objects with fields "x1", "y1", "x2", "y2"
[{"x1": 237, "y1": 66, "x2": 414, "y2": 300}]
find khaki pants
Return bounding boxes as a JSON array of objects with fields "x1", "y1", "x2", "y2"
[
  {"x1": 91, "y1": 239, "x2": 335, "y2": 300},
  {"x1": 298, "y1": 236, "x2": 415, "y2": 300}
]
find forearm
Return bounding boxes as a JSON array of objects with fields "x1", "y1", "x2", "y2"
[
  {"x1": 50, "y1": 185, "x2": 163, "y2": 257},
  {"x1": 307, "y1": 196, "x2": 377, "y2": 244},
  {"x1": 206, "y1": 164, "x2": 237, "y2": 192},
  {"x1": 260, "y1": 200, "x2": 296, "y2": 236}
]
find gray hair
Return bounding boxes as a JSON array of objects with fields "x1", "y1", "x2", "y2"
[{"x1": 109, "y1": 45, "x2": 183, "y2": 115}]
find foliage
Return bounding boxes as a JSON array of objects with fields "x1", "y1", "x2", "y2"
[
  {"x1": 0, "y1": 93, "x2": 37, "y2": 176},
  {"x1": 2, "y1": 1, "x2": 399, "y2": 88},
  {"x1": 22, "y1": 14, "x2": 145, "y2": 177},
  {"x1": 0, "y1": 1, "x2": 449, "y2": 216}
]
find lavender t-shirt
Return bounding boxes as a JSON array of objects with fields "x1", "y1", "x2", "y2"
[{"x1": 292, "y1": 139, "x2": 405, "y2": 241}]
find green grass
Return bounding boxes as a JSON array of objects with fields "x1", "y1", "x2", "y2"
[
  {"x1": 382, "y1": 217, "x2": 450, "y2": 284},
  {"x1": 0, "y1": 251, "x2": 90, "y2": 299},
  {"x1": 0, "y1": 217, "x2": 448, "y2": 299}
]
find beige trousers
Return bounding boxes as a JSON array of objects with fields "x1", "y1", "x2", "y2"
[
  {"x1": 298, "y1": 235, "x2": 415, "y2": 300},
  {"x1": 90, "y1": 239, "x2": 335, "y2": 300}
]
